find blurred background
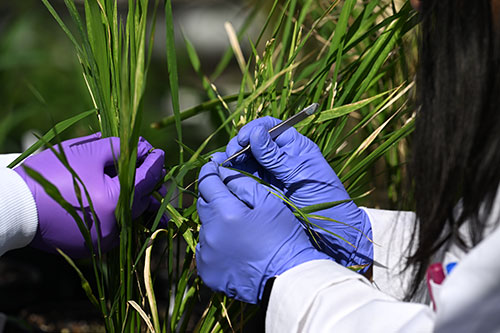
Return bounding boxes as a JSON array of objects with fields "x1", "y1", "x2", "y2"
[{"x1": 0, "y1": 0, "x2": 260, "y2": 156}]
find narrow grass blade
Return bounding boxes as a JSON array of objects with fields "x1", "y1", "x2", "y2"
[
  {"x1": 188, "y1": 60, "x2": 303, "y2": 163},
  {"x1": 211, "y1": 4, "x2": 260, "y2": 80},
  {"x1": 302, "y1": 90, "x2": 391, "y2": 126},
  {"x1": 7, "y1": 109, "x2": 97, "y2": 168},
  {"x1": 166, "y1": 203, "x2": 196, "y2": 252},
  {"x1": 338, "y1": 103, "x2": 405, "y2": 175},
  {"x1": 341, "y1": 114, "x2": 415, "y2": 183},
  {"x1": 21, "y1": 166, "x2": 93, "y2": 246},
  {"x1": 170, "y1": 251, "x2": 194, "y2": 331},
  {"x1": 178, "y1": 282, "x2": 198, "y2": 332},
  {"x1": 224, "y1": 21, "x2": 252, "y2": 90},
  {"x1": 165, "y1": 0, "x2": 183, "y2": 208},
  {"x1": 128, "y1": 300, "x2": 155, "y2": 333},
  {"x1": 183, "y1": 33, "x2": 233, "y2": 134},
  {"x1": 144, "y1": 229, "x2": 168, "y2": 333},
  {"x1": 57, "y1": 249, "x2": 99, "y2": 309},
  {"x1": 298, "y1": 190, "x2": 373, "y2": 214},
  {"x1": 40, "y1": 0, "x2": 82, "y2": 52}
]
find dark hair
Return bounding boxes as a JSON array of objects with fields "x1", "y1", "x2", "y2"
[{"x1": 407, "y1": 0, "x2": 500, "y2": 300}]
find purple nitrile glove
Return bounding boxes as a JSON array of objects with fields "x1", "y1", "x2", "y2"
[
  {"x1": 14, "y1": 133, "x2": 165, "y2": 258},
  {"x1": 225, "y1": 116, "x2": 373, "y2": 271},
  {"x1": 196, "y1": 152, "x2": 331, "y2": 304}
]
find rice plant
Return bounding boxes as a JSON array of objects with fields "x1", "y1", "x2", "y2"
[{"x1": 8, "y1": 0, "x2": 418, "y2": 331}]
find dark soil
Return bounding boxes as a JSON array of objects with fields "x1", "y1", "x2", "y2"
[{"x1": 1, "y1": 247, "x2": 105, "y2": 332}]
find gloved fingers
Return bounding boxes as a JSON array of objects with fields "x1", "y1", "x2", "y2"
[
  {"x1": 198, "y1": 161, "x2": 230, "y2": 203},
  {"x1": 61, "y1": 135, "x2": 153, "y2": 159},
  {"x1": 210, "y1": 151, "x2": 228, "y2": 165},
  {"x1": 195, "y1": 218, "x2": 213, "y2": 275},
  {"x1": 218, "y1": 166, "x2": 264, "y2": 209},
  {"x1": 89, "y1": 136, "x2": 155, "y2": 169},
  {"x1": 237, "y1": 116, "x2": 308, "y2": 151},
  {"x1": 61, "y1": 132, "x2": 102, "y2": 148},
  {"x1": 127, "y1": 149, "x2": 164, "y2": 218},
  {"x1": 196, "y1": 188, "x2": 222, "y2": 229},
  {"x1": 224, "y1": 139, "x2": 271, "y2": 181},
  {"x1": 237, "y1": 116, "x2": 281, "y2": 147},
  {"x1": 196, "y1": 196, "x2": 210, "y2": 228},
  {"x1": 195, "y1": 241, "x2": 202, "y2": 260},
  {"x1": 225, "y1": 136, "x2": 249, "y2": 165},
  {"x1": 198, "y1": 161, "x2": 247, "y2": 211},
  {"x1": 134, "y1": 148, "x2": 165, "y2": 198},
  {"x1": 273, "y1": 126, "x2": 304, "y2": 148},
  {"x1": 82, "y1": 136, "x2": 122, "y2": 167},
  {"x1": 137, "y1": 136, "x2": 154, "y2": 161},
  {"x1": 248, "y1": 126, "x2": 291, "y2": 178}
]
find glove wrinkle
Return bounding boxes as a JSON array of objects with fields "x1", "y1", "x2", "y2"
[
  {"x1": 14, "y1": 135, "x2": 165, "y2": 258},
  {"x1": 223, "y1": 116, "x2": 374, "y2": 273},
  {"x1": 196, "y1": 160, "x2": 331, "y2": 304}
]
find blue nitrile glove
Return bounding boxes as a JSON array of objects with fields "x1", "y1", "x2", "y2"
[
  {"x1": 225, "y1": 116, "x2": 373, "y2": 271},
  {"x1": 196, "y1": 152, "x2": 331, "y2": 304}
]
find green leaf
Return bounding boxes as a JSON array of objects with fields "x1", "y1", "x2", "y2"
[
  {"x1": 347, "y1": 264, "x2": 369, "y2": 272},
  {"x1": 341, "y1": 115, "x2": 415, "y2": 183},
  {"x1": 57, "y1": 249, "x2": 100, "y2": 309},
  {"x1": 302, "y1": 90, "x2": 391, "y2": 125},
  {"x1": 40, "y1": 0, "x2": 82, "y2": 52},
  {"x1": 150, "y1": 93, "x2": 245, "y2": 129},
  {"x1": 297, "y1": 190, "x2": 371, "y2": 215},
  {"x1": 165, "y1": 0, "x2": 181, "y2": 151},
  {"x1": 188, "y1": 60, "x2": 303, "y2": 163},
  {"x1": 7, "y1": 109, "x2": 97, "y2": 169},
  {"x1": 170, "y1": 251, "x2": 194, "y2": 331},
  {"x1": 166, "y1": 203, "x2": 196, "y2": 253},
  {"x1": 20, "y1": 166, "x2": 93, "y2": 247}
]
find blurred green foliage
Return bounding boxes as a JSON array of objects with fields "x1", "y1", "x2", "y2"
[
  {"x1": 0, "y1": 0, "x2": 92, "y2": 151},
  {"x1": 0, "y1": 0, "x2": 228, "y2": 161}
]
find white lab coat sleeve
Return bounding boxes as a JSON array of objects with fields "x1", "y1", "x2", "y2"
[
  {"x1": 266, "y1": 259, "x2": 435, "y2": 333},
  {"x1": 0, "y1": 154, "x2": 38, "y2": 256},
  {"x1": 361, "y1": 207, "x2": 418, "y2": 300}
]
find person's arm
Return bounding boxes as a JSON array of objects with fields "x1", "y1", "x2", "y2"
[
  {"x1": 224, "y1": 117, "x2": 373, "y2": 271},
  {"x1": 221, "y1": 116, "x2": 425, "y2": 298},
  {"x1": 0, "y1": 154, "x2": 38, "y2": 256},
  {"x1": 266, "y1": 259, "x2": 435, "y2": 332},
  {"x1": 0, "y1": 134, "x2": 165, "y2": 258},
  {"x1": 195, "y1": 152, "x2": 436, "y2": 332}
]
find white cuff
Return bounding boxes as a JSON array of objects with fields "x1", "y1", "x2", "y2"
[
  {"x1": 0, "y1": 167, "x2": 38, "y2": 255},
  {"x1": 0, "y1": 153, "x2": 23, "y2": 168}
]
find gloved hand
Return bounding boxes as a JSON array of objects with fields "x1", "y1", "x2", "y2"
[
  {"x1": 225, "y1": 116, "x2": 373, "y2": 270},
  {"x1": 196, "y1": 152, "x2": 331, "y2": 304},
  {"x1": 14, "y1": 133, "x2": 165, "y2": 258}
]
